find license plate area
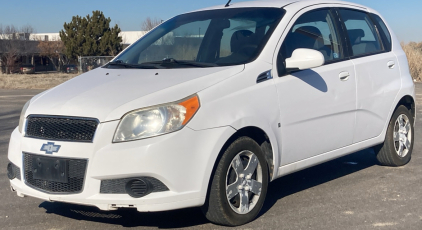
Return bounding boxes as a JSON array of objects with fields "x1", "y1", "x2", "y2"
[{"x1": 31, "y1": 156, "x2": 68, "y2": 183}]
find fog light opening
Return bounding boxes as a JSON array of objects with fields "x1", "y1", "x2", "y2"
[
  {"x1": 125, "y1": 179, "x2": 152, "y2": 198},
  {"x1": 7, "y1": 163, "x2": 16, "y2": 180}
]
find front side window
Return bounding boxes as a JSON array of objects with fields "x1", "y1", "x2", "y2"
[
  {"x1": 108, "y1": 8, "x2": 285, "y2": 69},
  {"x1": 338, "y1": 9, "x2": 383, "y2": 57},
  {"x1": 277, "y1": 9, "x2": 343, "y2": 75}
]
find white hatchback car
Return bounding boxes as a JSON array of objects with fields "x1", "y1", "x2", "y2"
[{"x1": 7, "y1": 0, "x2": 415, "y2": 226}]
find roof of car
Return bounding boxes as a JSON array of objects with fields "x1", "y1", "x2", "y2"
[{"x1": 195, "y1": 0, "x2": 368, "y2": 12}]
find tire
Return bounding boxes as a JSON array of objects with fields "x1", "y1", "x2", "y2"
[
  {"x1": 375, "y1": 105, "x2": 414, "y2": 167},
  {"x1": 202, "y1": 137, "x2": 269, "y2": 226}
]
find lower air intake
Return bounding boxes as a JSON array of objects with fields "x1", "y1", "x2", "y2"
[
  {"x1": 100, "y1": 177, "x2": 169, "y2": 198},
  {"x1": 7, "y1": 162, "x2": 21, "y2": 180}
]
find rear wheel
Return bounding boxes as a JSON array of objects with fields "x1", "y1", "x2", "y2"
[
  {"x1": 375, "y1": 105, "x2": 414, "y2": 166},
  {"x1": 202, "y1": 137, "x2": 269, "y2": 226}
]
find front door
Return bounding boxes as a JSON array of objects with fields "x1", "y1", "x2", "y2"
[{"x1": 273, "y1": 8, "x2": 357, "y2": 165}]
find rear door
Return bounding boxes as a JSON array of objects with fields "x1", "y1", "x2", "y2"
[
  {"x1": 272, "y1": 7, "x2": 357, "y2": 166},
  {"x1": 336, "y1": 8, "x2": 401, "y2": 143}
]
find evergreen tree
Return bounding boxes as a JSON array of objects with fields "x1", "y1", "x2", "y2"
[{"x1": 59, "y1": 11, "x2": 122, "y2": 60}]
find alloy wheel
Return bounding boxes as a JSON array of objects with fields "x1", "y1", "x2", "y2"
[
  {"x1": 393, "y1": 114, "x2": 412, "y2": 157},
  {"x1": 225, "y1": 150, "x2": 263, "y2": 214}
]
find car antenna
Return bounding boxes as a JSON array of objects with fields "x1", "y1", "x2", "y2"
[{"x1": 225, "y1": 0, "x2": 232, "y2": 7}]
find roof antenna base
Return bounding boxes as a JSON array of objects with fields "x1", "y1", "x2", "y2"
[{"x1": 225, "y1": 0, "x2": 232, "y2": 7}]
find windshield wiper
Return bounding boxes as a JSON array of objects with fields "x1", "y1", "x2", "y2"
[
  {"x1": 106, "y1": 61, "x2": 162, "y2": 69},
  {"x1": 143, "y1": 58, "x2": 218, "y2": 68}
]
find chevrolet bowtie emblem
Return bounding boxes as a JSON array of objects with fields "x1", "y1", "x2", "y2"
[{"x1": 40, "y1": 142, "x2": 61, "y2": 154}]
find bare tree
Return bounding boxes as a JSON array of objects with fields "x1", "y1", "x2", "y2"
[
  {"x1": 0, "y1": 24, "x2": 36, "y2": 74},
  {"x1": 38, "y1": 38, "x2": 66, "y2": 71},
  {"x1": 141, "y1": 17, "x2": 162, "y2": 31},
  {"x1": 0, "y1": 25, "x2": 19, "y2": 74},
  {"x1": 20, "y1": 24, "x2": 35, "y2": 35}
]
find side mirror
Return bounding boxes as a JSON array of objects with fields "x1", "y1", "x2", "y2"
[{"x1": 285, "y1": 48, "x2": 325, "y2": 72}]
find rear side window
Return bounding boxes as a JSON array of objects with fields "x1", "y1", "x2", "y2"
[
  {"x1": 338, "y1": 9, "x2": 383, "y2": 57},
  {"x1": 370, "y1": 14, "x2": 392, "y2": 51}
]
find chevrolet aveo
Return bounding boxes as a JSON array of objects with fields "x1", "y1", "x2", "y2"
[{"x1": 7, "y1": 0, "x2": 415, "y2": 226}]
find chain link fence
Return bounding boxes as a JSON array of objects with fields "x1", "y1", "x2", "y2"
[{"x1": 78, "y1": 56, "x2": 114, "y2": 73}]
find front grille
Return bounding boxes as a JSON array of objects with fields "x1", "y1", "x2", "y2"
[
  {"x1": 25, "y1": 116, "x2": 99, "y2": 142},
  {"x1": 24, "y1": 153, "x2": 87, "y2": 194},
  {"x1": 100, "y1": 177, "x2": 169, "y2": 194}
]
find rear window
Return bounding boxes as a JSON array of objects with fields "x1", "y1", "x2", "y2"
[{"x1": 370, "y1": 13, "x2": 392, "y2": 51}]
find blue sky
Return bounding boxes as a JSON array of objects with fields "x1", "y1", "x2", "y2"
[{"x1": 0, "y1": 0, "x2": 420, "y2": 42}]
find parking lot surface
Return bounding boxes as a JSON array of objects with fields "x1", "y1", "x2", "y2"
[{"x1": 1, "y1": 85, "x2": 422, "y2": 230}]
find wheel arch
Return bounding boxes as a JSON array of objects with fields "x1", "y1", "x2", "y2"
[
  {"x1": 201, "y1": 125, "x2": 277, "y2": 210},
  {"x1": 395, "y1": 95, "x2": 416, "y2": 120},
  {"x1": 227, "y1": 127, "x2": 275, "y2": 179},
  {"x1": 207, "y1": 126, "x2": 277, "y2": 191}
]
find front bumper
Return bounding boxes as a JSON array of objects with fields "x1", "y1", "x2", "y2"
[{"x1": 8, "y1": 121, "x2": 235, "y2": 212}]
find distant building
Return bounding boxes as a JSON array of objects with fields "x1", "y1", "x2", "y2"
[
  {"x1": 30, "y1": 31, "x2": 148, "y2": 45},
  {"x1": 30, "y1": 33, "x2": 61, "y2": 42},
  {"x1": 119, "y1": 31, "x2": 148, "y2": 45}
]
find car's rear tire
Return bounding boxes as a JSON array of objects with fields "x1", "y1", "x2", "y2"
[
  {"x1": 375, "y1": 105, "x2": 414, "y2": 167},
  {"x1": 202, "y1": 137, "x2": 269, "y2": 226}
]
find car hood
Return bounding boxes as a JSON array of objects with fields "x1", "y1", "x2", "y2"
[{"x1": 27, "y1": 66, "x2": 244, "y2": 122}]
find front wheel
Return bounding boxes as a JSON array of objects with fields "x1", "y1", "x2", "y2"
[
  {"x1": 202, "y1": 137, "x2": 269, "y2": 226},
  {"x1": 375, "y1": 105, "x2": 414, "y2": 167}
]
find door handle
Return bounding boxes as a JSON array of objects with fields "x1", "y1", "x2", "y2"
[
  {"x1": 387, "y1": 61, "x2": 395, "y2": 69},
  {"x1": 339, "y1": 72, "x2": 350, "y2": 81}
]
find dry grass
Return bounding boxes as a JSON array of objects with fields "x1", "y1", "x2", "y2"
[
  {"x1": 402, "y1": 42, "x2": 422, "y2": 82},
  {"x1": 0, "y1": 73, "x2": 78, "y2": 89}
]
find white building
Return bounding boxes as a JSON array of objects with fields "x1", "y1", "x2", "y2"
[{"x1": 30, "y1": 31, "x2": 148, "y2": 45}]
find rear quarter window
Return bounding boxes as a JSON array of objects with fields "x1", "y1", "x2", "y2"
[
  {"x1": 370, "y1": 13, "x2": 392, "y2": 51},
  {"x1": 338, "y1": 9, "x2": 383, "y2": 57}
]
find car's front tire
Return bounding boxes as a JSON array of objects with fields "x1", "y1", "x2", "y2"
[
  {"x1": 202, "y1": 137, "x2": 269, "y2": 226},
  {"x1": 375, "y1": 105, "x2": 414, "y2": 167}
]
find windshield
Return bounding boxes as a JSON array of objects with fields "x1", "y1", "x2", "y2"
[{"x1": 107, "y1": 8, "x2": 285, "y2": 69}]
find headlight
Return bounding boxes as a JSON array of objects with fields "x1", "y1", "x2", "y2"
[
  {"x1": 113, "y1": 95, "x2": 200, "y2": 142},
  {"x1": 19, "y1": 100, "x2": 31, "y2": 133}
]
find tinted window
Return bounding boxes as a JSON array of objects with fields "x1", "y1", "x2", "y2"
[
  {"x1": 111, "y1": 8, "x2": 285, "y2": 69},
  {"x1": 277, "y1": 9, "x2": 343, "y2": 75},
  {"x1": 338, "y1": 9, "x2": 383, "y2": 57},
  {"x1": 371, "y1": 14, "x2": 392, "y2": 51}
]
